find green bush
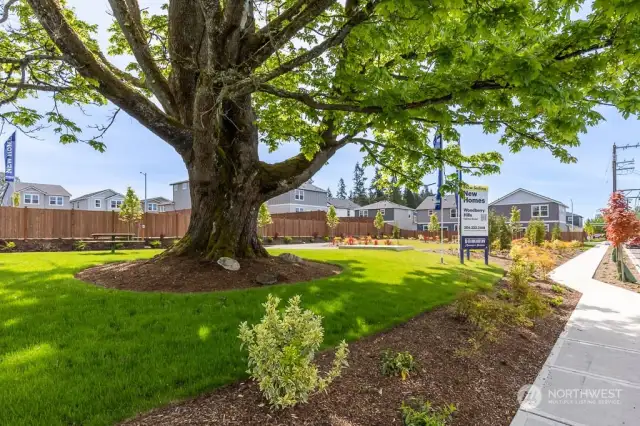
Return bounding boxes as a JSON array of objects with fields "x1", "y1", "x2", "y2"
[
  {"x1": 3, "y1": 241, "x2": 16, "y2": 250},
  {"x1": 508, "y1": 261, "x2": 532, "y2": 302},
  {"x1": 114, "y1": 243, "x2": 124, "y2": 250},
  {"x1": 149, "y1": 240, "x2": 162, "y2": 248},
  {"x1": 401, "y1": 398, "x2": 457, "y2": 426},
  {"x1": 525, "y1": 219, "x2": 546, "y2": 246},
  {"x1": 551, "y1": 224, "x2": 561, "y2": 241},
  {"x1": 73, "y1": 240, "x2": 86, "y2": 251},
  {"x1": 323, "y1": 236, "x2": 330, "y2": 242},
  {"x1": 283, "y1": 236, "x2": 293, "y2": 244},
  {"x1": 380, "y1": 350, "x2": 416, "y2": 380},
  {"x1": 238, "y1": 295, "x2": 349, "y2": 408},
  {"x1": 392, "y1": 224, "x2": 400, "y2": 239},
  {"x1": 549, "y1": 296, "x2": 564, "y2": 307},
  {"x1": 551, "y1": 284, "x2": 565, "y2": 294},
  {"x1": 266, "y1": 236, "x2": 274, "y2": 244}
]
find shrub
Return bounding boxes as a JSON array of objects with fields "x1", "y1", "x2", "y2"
[
  {"x1": 323, "y1": 236, "x2": 330, "y2": 242},
  {"x1": 551, "y1": 284, "x2": 565, "y2": 294},
  {"x1": 525, "y1": 219, "x2": 546, "y2": 246},
  {"x1": 549, "y1": 296, "x2": 564, "y2": 307},
  {"x1": 266, "y1": 236, "x2": 274, "y2": 244},
  {"x1": 171, "y1": 239, "x2": 180, "y2": 247},
  {"x1": 374, "y1": 239, "x2": 379, "y2": 245},
  {"x1": 392, "y1": 224, "x2": 400, "y2": 239},
  {"x1": 380, "y1": 350, "x2": 416, "y2": 380},
  {"x1": 523, "y1": 291, "x2": 550, "y2": 318},
  {"x1": 3, "y1": 241, "x2": 16, "y2": 250},
  {"x1": 401, "y1": 399, "x2": 457, "y2": 426},
  {"x1": 149, "y1": 240, "x2": 162, "y2": 248},
  {"x1": 308, "y1": 237, "x2": 315, "y2": 243},
  {"x1": 385, "y1": 239, "x2": 393, "y2": 246},
  {"x1": 333, "y1": 236, "x2": 342, "y2": 245},
  {"x1": 283, "y1": 236, "x2": 293, "y2": 244},
  {"x1": 569, "y1": 240, "x2": 582, "y2": 248},
  {"x1": 73, "y1": 240, "x2": 86, "y2": 251},
  {"x1": 551, "y1": 224, "x2": 562, "y2": 241},
  {"x1": 312, "y1": 231, "x2": 319, "y2": 239},
  {"x1": 347, "y1": 236, "x2": 356, "y2": 245},
  {"x1": 533, "y1": 251, "x2": 555, "y2": 280},
  {"x1": 114, "y1": 243, "x2": 125, "y2": 250},
  {"x1": 238, "y1": 295, "x2": 349, "y2": 408},
  {"x1": 418, "y1": 234, "x2": 424, "y2": 241}
]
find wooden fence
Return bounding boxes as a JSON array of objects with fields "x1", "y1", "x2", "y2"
[{"x1": 0, "y1": 207, "x2": 585, "y2": 242}]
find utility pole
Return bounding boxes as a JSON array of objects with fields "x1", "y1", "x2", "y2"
[
  {"x1": 570, "y1": 198, "x2": 574, "y2": 232},
  {"x1": 140, "y1": 172, "x2": 147, "y2": 239},
  {"x1": 612, "y1": 143, "x2": 617, "y2": 192}
]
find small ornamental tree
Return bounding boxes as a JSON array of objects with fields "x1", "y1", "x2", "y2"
[
  {"x1": 428, "y1": 213, "x2": 440, "y2": 233},
  {"x1": 526, "y1": 218, "x2": 546, "y2": 246},
  {"x1": 510, "y1": 206, "x2": 522, "y2": 235},
  {"x1": 11, "y1": 192, "x2": 20, "y2": 207},
  {"x1": 602, "y1": 192, "x2": 640, "y2": 280},
  {"x1": 258, "y1": 203, "x2": 273, "y2": 238},
  {"x1": 373, "y1": 210, "x2": 385, "y2": 237},
  {"x1": 118, "y1": 187, "x2": 143, "y2": 237},
  {"x1": 488, "y1": 210, "x2": 500, "y2": 248},
  {"x1": 326, "y1": 205, "x2": 340, "y2": 237},
  {"x1": 551, "y1": 224, "x2": 562, "y2": 241},
  {"x1": 498, "y1": 215, "x2": 513, "y2": 250},
  {"x1": 584, "y1": 220, "x2": 595, "y2": 239}
]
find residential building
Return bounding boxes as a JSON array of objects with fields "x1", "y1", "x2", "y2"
[
  {"x1": 265, "y1": 182, "x2": 328, "y2": 213},
  {"x1": 70, "y1": 189, "x2": 125, "y2": 211},
  {"x1": 566, "y1": 213, "x2": 584, "y2": 231},
  {"x1": 170, "y1": 180, "x2": 191, "y2": 210},
  {"x1": 353, "y1": 201, "x2": 416, "y2": 230},
  {"x1": 2, "y1": 181, "x2": 72, "y2": 209},
  {"x1": 489, "y1": 188, "x2": 575, "y2": 232},
  {"x1": 141, "y1": 196, "x2": 173, "y2": 213},
  {"x1": 416, "y1": 195, "x2": 459, "y2": 231},
  {"x1": 327, "y1": 197, "x2": 361, "y2": 217}
]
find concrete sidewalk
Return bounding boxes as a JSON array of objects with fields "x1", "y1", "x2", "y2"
[{"x1": 511, "y1": 244, "x2": 640, "y2": 426}]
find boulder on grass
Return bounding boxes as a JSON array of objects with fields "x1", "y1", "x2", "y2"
[
  {"x1": 278, "y1": 253, "x2": 302, "y2": 264},
  {"x1": 217, "y1": 257, "x2": 240, "y2": 271},
  {"x1": 256, "y1": 272, "x2": 278, "y2": 286}
]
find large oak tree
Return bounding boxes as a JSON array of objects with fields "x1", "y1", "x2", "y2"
[{"x1": 1, "y1": 0, "x2": 639, "y2": 259}]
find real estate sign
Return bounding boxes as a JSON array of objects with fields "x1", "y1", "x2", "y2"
[
  {"x1": 460, "y1": 184, "x2": 489, "y2": 264},
  {"x1": 4, "y1": 132, "x2": 15, "y2": 182}
]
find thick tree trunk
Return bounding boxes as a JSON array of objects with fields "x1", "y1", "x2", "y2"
[{"x1": 168, "y1": 92, "x2": 268, "y2": 259}]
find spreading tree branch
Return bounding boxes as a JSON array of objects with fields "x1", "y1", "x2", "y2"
[{"x1": 0, "y1": 0, "x2": 18, "y2": 24}]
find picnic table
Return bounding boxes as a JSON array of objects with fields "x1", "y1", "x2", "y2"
[{"x1": 90, "y1": 233, "x2": 137, "y2": 253}]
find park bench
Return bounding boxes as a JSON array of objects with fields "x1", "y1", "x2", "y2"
[{"x1": 89, "y1": 233, "x2": 138, "y2": 253}]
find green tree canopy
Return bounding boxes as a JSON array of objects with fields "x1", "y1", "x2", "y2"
[
  {"x1": 3, "y1": 0, "x2": 640, "y2": 259},
  {"x1": 373, "y1": 210, "x2": 385, "y2": 235},
  {"x1": 118, "y1": 186, "x2": 143, "y2": 234},
  {"x1": 326, "y1": 205, "x2": 340, "y2": 236},
  {"x1": 258, "y1": 203, "x2": 273, "y2": 231}
]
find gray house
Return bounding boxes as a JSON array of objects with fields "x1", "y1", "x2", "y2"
[
  {"x1": 266, "y1": 182, "x2": 328, "y2": 214},
  {"x1": 141, "y1": 196, "x2": 173, "y2": 213},
  {"x1": 327, "y1": 197, "x2": 361, "y2": 217},
  {"x1": 416, "y1": 195, "x2": 458, "y2": 231},
  {"x1": 489, "y1": 188, "x2": 574, "y2": 232},
  {"x1": 353, "y1": 201, "x2": 416, "y2": 230},
  {"x1": 566, "y1": 213, "x2": 584, "y2": 231},
  {"x1": 2, "y1": 182, "x2": 72, "y2": 209},
  {"x1": 70, "y1": 189, "x2": 125, "y2": 211},
  {"x1": 170, "y1": 180, "x2": 191, "y2": 210}
]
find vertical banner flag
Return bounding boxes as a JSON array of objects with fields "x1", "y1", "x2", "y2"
[
  {"x1": 4, "y1": 132, "x2": 16, "y2": 182},
  {"x1": 433, "y1": 133, "x2": 443, "y2": 210}
]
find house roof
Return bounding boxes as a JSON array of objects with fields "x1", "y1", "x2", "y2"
[
  {"x1": 142, "y1": 196, "x2": 172, "y2": 204},
  {"x1": 489, "y1": 188, "x2": 568, "y2": 208},
  {"x1": 14, "y1": 182, "x2": 71, "y2": 197},
  {"x1": 357, "y1": 201, "x2": 413, "y2": 210},
  {"x1": 416, "y1": 195, "x2": 457, "y2": 210},
  {"x1": 169, "y1": 180, "x2": 188, "y2": 185},
  {"x1": 327, "y1": 197, "x2": 360, "y2": 209},
  {"x1": 299, "y1": 182, "x2": 326, "y2": 193},
  {"x1": 71, "y1": 189, "x2": 123, "y2": 202}
]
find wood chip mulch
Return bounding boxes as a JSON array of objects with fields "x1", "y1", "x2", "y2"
[
  {"x1": 593, "y1": 246, "x2": 640, "y2": 293},
  {"x1": 76, "y1": 256, "x2": 342, "y2": 293},
  {"x1": 122, "y1": 281, "x2": 580, "y2": 426}
]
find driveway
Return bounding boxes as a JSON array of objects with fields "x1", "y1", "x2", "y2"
[{"x1": 511, "y1": 244, "x2": 640, "y2": 426}]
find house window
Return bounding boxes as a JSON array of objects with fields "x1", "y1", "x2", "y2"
[
  {"x1": 94, "y1": 199, "x2": 102, "y2": 209},
  {"x1": 110, "y1": 200, "x2": 123, "y2": 209},
  {"x1": 380, "y1": 209, "x2": 385, "y2": 215},
  {"x1": 148, "y1": 203, "x2": 158, "y2": 212},
  {"x1": 532, "y1": 204, "x2": 549, "y2": 218},
  {"x1": 295, "y1": 207, "x2": 304, "y2": 212},
  {"x1": 159, "y1": 206, "x2": 165, "y2": 212},
  {"x1": 182, "y1": 183, "x2": 187, "y2": 190},
  {"x1": 24, "y1": 193, "x2": 40, "y2": 205},
  {"x1": 294, "y1": 189, "x2": 304, "y2": 201},
  {"x1": 49, "y1": 196, "x2": 63, "y2": 206},
  {"x1": 359, "y1": 210, "x2": 368, "y2": 217},
  {"x1": 422, "y1": 224, "x2": 429, "y2": 231},
  {"x1": 347, "y1": 209, "x2": 351, "y2": 217},
  {"x1": 408, "y1": 210, "x2": 412, "y2": 219},
  {"x1": 450, "y1": 209, "x2": 458, "y2": 219},
  {"x1": 427, "y1": 209, "x2": 434, "y2": 217}
]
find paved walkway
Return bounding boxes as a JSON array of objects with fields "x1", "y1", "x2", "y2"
[{"x1": 511, "y1": 244, "x2": 640, "y2": 426}]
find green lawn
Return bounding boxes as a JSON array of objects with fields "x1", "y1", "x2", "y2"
[{"x1": 0, "y1": 249, "x2": 502, "y2": 425}]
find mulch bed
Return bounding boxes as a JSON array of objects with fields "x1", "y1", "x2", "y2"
[
  {"x1": 77, "y1": 256, "x2": 342, "y2": 293},
  {"x1": 593, "y1": 246, "x2": 640, "y2": 293},
  {"x1": 122, "y1": 281, "x2": 580, "y2": 426}
]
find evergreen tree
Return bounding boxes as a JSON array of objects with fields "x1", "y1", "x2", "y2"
[
  {"x1": 386, "y1": 176, "x2": 403, "y2": 204},
  {"x1": 352, "y1": 162, "x2": 368, "y2": 205},
  {"x1": 119, "y1": 187, "x2": 143, "y2": 237},
  {"x1": 368, "y1": 168, "x2": 385, "y2": 203},
  {"x1": 327, "y1": 187, "x2": 333, "y2": 198},
  {"x1": 336, "y1": 179, "x2": 347, "y2": 200},
  {"x1": 403, "y1": 188, "x2": 418, "y2": 209}
]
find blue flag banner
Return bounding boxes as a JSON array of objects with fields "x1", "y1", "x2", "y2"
[
  {"x1": 4, "y1": 132, "x2": 16, "y2": 182},
  {"x1": 434, "y1": 133, "x2": 443, "y2": 210}
]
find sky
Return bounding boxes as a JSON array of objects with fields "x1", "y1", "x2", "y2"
[{"x1": 2, "y1": 0, "x2": 639, "y2": 218}]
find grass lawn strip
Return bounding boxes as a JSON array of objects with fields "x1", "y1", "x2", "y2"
[{"x1": 0, "y1": 249, "x2": 501, "y2": 425}]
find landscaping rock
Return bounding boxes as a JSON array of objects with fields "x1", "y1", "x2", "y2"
[
  {"x1": 256, "y1": 272, "x2": 278, "y2": 286},
  {"x1": 217, "y1": 257, "x2": 240, "y2": 271},
  {"x1": 278, "y1": 253, "x2": 302, "y2": 264}
]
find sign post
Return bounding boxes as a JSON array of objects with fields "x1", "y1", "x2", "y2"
[{"x1": 459, "y1": 184, "x2": 489, "y2": 265}]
